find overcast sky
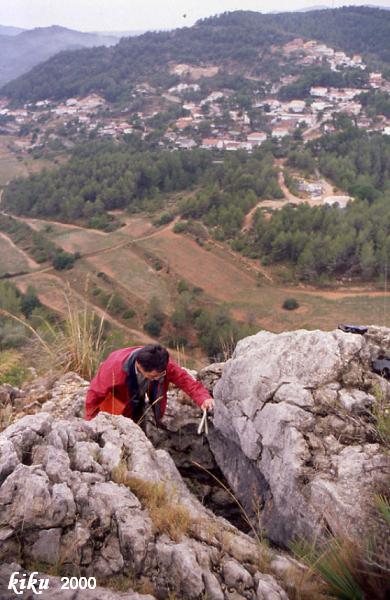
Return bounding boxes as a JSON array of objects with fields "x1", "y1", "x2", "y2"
[{"x1": 1, "y1": 0, "x2": 389, "y2": 32}]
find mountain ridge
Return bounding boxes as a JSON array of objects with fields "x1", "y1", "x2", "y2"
[
  {"x1": 0, "y1": 24, "x2": 118, "y2": 88},
  {"x1": 1, "y1": 6, "x2": 389, "y2": 103}
]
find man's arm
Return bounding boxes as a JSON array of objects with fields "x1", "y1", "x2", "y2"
[
  {"x1": 167, "y1": 361, "x2": 214, "y2": 410},
  {"x1": 85, "y1": 387, "x2": 104, "y2": 420}
]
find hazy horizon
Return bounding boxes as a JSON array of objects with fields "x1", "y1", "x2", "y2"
[{"x1": 1, "y1": 0, "x2": 389, "y2": 33}]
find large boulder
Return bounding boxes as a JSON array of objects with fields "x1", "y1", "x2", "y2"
[
  {"x1": 210, "y1": 327, "x2": 390, "y2": 546},
  {"x1": 0, "y1": 406, "x2": 291, "y2": 599}
]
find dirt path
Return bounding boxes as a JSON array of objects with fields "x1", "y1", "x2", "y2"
[
  {"x1": 241, "y1": 201, "x2": 266, "y2": 232},
  {"x1": 0, "y1": 231, "x2": 40, "y2": 270},
  {"x1": 241, "y1": 164, "x2": 342, "y2": 234},
  {"x1": 15, "y1": 272, "x2": 157, "y2": 345},
  {"x1": 1, "y1": 215, "x2": 179, "y2": 281},
  {"x1": 281, "y1": 285, "x2": 388, "y2": 300},
  {"x1": 303, "y1": 121, "x2": 323, "y2": 141},
  {"x1": 241, "y1": 169, "x2": 317, "y2": 233},
  {"x1": 1, "y1": 212, "x2": 108, "y2": 236}
]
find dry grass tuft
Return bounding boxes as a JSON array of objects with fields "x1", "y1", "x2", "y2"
[
  {"x1": 0, "y1": 283, "x2": 106, "y2": 381},
  {"x1": 282, "y1": 565, "x2": 329, "y2": 600},
  {"x1": 112, "y1": 462, "x2": 193, "y2": 541},
  {"x1": 51, "y1": 284, "x2": 107, "y2": 380},
  {"x1": 98, "y1": 572, "x2": 155, "y2": 595},
  {"x1": 371, "y1": 384, "x2": 390, "y2": 448}
]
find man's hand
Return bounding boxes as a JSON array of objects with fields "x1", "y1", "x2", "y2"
[{"x1": 201, "y1": 397, "x2": 214, "y2": 411}]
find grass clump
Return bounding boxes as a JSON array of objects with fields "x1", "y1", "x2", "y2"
[
  {"x1": 0, "y1": 349, "x2": 30, "y2": 386},
  {"x1": 98, "y1": 573, "x2": 155, "y2": 595},
  {"x1": 111, "y1": 462, "x2": 193, "y2": 541},
  {"x1": 54, "y1": 289, "x2": 106, "y2": 379},
  {"x1": 290, "y1": 494, "x2": 390, "y2": 600},
  {"x1": 371, "y1": 385, "x2": 390, "y2": 448},
  {"x1": 0, "y1": 283, "x2": 106, "y2": 381}
]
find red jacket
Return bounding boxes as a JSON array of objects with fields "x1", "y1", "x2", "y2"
[{"x1": 85, "y1": 346, "x2": 211, "y2": 421}]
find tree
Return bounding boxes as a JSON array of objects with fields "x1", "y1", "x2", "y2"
[{"x1": 20, "y1": 286, "x2": 41, "y2": 318}]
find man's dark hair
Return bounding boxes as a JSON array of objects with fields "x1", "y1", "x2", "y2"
[{"x1": 136, "y1": 344, "x2": 169, "y2": 372}]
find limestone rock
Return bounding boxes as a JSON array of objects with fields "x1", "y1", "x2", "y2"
[
  {"x1": 211, "y1": 327, "x2": 390, "y2": 546},
  {"x1": 0, "y1": 409, "x2": 286, "y2": 599}
]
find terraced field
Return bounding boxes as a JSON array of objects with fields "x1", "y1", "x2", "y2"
[{"x1": 0, "y1": 232, "x2": 38, "y2": 275}]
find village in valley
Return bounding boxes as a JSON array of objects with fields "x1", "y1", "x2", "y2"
[{"x1": 0, "y1": 35, "x2": 389, "y2": 211}]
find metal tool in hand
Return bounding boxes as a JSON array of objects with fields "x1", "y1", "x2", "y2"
[{"x1": 197, "y1": 408, "x2": 209, "y2": 435}]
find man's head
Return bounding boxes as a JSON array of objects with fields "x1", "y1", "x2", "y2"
[{"x1": 135, "y1": 344, "x2": 169, "y2": 380}]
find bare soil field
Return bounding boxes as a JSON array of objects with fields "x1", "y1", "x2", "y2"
[
  {"x1": 0, "y1": 136, "x2": 56, "y2": 187},
  {"x1": 4, "y1": 199, "x2": 389, "y2": 344},
  {"x1": 14, "y1": 271, "x2": 158, "y2": 347},
  {"x1": 109, "y1": 215, "x2": 156, "y2": 240},
  {"x1": 139, "y1": 229, "x2": 261, "y2": 303},
  {"x1": 0, "y1": 233, "x2": 38, "y2": 274},
  {"x1": 42, "y1": 225, "x2": 113, "y2": 255},
  {"x1": 84, "y1": 247, "x2": 172, "y2": 312}
]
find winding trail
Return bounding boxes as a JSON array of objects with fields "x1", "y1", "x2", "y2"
[
  {"x1": 241, "y1": 163, "x2": 339, "y2": 234},
  {"x1": 0, "y1": 232, "x2": 40, "y2": 270}
]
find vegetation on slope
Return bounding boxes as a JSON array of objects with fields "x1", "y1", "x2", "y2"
[
  {"x1": 1, "y1": 7, "x2": 389, "y2": 103},
  {"x1": 2, "y1": 140, "x2": 281, "y2": 238}
]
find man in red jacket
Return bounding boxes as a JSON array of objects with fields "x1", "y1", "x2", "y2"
[{"x1": 85, "y1": 343, "x2": 214, "y2": 427}]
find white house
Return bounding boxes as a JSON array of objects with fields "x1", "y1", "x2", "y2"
[
  {"x1": 247, "y1": 132, "x2": 267, "y2": 145},
  {"x1": 310, "y1": 87, "x2": 328, "y2": 97},
  {"x1": 323, "y1": 195, "x2": 352, "y2": 208},
  {"x1": 271, "y1": 127, "x2": 290, "y2": 139},
  {"x1": 289, "y1": 100, "x2": 306, "y2": 113}
]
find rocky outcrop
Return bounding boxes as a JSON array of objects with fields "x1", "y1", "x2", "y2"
[
  {"x1": 210, "y1": 327, "x2": 390, "y2": 547},
  {"x1": 0, "y1": 405, "x2": 292, "y2": 599},
  {"x1": 1, "y1": 327, "x2": 388, "y2": 597}
]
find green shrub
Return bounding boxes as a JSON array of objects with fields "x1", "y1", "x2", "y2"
[
  {"x1": 123, "y1": 309, "x2": 136, "y2": 320},
  {"x1": 282, "y1": 298, "x2": 299, "y2": 311},
  {"x1": 177, "y1": 280, "x2": 189, "y2": 294},
  {"x1": 52, "y1": 251, "x2": 76, "y2": 270},
  {"x1": 144, "y1": 318, "x2": 162, "y2": 337},
  {"x1": 153, "y1": 212, "x2": 174, "y2": 226}
]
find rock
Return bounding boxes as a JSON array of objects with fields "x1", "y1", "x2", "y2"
[
  {"x1": 0, "y1": 438, "x2": 19, "y2": 485},
  {"x1": 0, "y1": 409, "x2": 287, "y2": 599},
  {"x1": 338, "y1": 388, "x2": 375, "y2": 413},
  {"x1": 30, "y1": 528, "x2": 62, "y2": 564},
  {"x1": 255, "y1": 574, "x2": 289, "y2": 599},
  {"x1": 222, "y1": 559, "x2": 253, "y2": 588},
  {"x1": 155, "y1": 539, "x2": 204, "y2": 598},
  {"x1": 211, "y1": 328, "x2": 390, "y2": 546},
  {"x1": 202, "y1": 570, "x2": 224, "y2": 600},
  {"x1": 198, "y1": 362, "x2": 225, "y2": 392}
]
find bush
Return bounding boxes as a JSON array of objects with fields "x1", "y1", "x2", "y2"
[
  {"x1": 52, "y1": 251, "x2": 76, "y2": 270},
  {"x1": 122, "y1": 309, "x2": 135, "y2": 320},
  {"x1": 177, "y1": 280, "x2": 189, "y2": 294},
  {"x1": 173, "y1": 221, "x2": 188, "y2": 234},
  {"x1": 153, "y1": 212, "x2": 174, "y2": 227},
  {"x1": 144, "y1": 318, "x2": 162, "y2": 337},
  {"x1": 20, "y1": 286, "x2": 41, "y2": 318},
  {"x1": 282, "y1": 298, "x2": 299, "y2": 311}
]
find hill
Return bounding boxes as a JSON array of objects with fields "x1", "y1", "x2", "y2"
[
  {"x1": 0, "y1": 25, "x2": 118, "y2": 88},
  {"x1": 0, "y1": 24, "x2": 25, "y2": 36},
  {"x1": 1, "y1": 6, "x2": 389, "y2": 103}
]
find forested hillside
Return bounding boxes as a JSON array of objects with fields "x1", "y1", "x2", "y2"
[
  {"x1": 233, "y1": 128, "x2": 390, "y2": 281},
  {"x1": 2, "y1": 6, "x2": 389, "y2": 103},
  {"x1": 2, "y1": 141, "x2": 281, "y2": 236},
  {"x1": 3, "y1": 124, "x2": 390, "y2": 282}
]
